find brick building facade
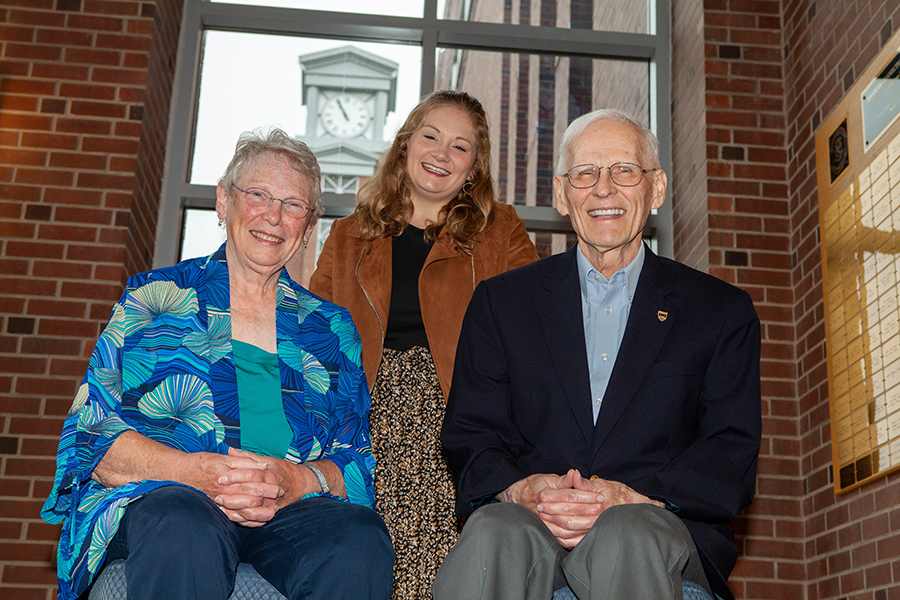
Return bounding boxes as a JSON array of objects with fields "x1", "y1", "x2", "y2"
[{"x1": 1, "y1": 0, "x2": 899, "y2": 598}]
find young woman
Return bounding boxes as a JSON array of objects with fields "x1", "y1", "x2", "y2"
[{"x1": 309, "y1": 90, "x2": 538, "y2": 599}]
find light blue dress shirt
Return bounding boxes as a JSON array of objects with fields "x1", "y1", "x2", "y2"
[{"x1": 577, "y1": 243, "x2": 644, "y2": 423}]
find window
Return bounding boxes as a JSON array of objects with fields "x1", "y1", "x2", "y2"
[
  {"x1": 210, "y1": 0, "x2": 423, "y2": 18},
  {"x1": 157, "y1": 0, "x2": 672, "y2": 284}
]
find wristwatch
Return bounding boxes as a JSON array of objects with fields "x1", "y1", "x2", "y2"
[{"x1": 306, "y1": 463, "x2": 330, "y2": 495}]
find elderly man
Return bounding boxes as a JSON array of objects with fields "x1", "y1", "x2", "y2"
[{"x1": 434, "y1": 109, "x2": 761, "y2": 600}]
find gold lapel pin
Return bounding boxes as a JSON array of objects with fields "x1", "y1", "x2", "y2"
[{"x1": 657, "y1": 311, "x2": 668, "y2": 322}]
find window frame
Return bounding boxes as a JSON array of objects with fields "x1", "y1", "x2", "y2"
[{"x1": 155, "y1": 0, "x2": 672, "y2": 268}]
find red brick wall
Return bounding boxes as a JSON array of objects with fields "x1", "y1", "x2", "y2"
[
  {"x1": 672, "y1": 3, "x2": 797, "y2": 588},
  {"x1": 126, "y1": 0, "x2": 181, "y2": 278},
  {"x1": 784, "y1": 2, "x2": 900, "y2": 599},
  {"x1": 0, "y1": 0, "x2": 182, "y2": 597},
  {"x1": 673, "y1": 0, "x2": 900, "y2": 599}
]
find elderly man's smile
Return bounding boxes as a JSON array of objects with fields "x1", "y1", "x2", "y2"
[{"x1": 587, "y1": 208, "x2": 625, "y2": 218}]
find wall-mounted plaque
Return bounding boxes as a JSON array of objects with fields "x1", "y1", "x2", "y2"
[
  {"x1": 863, "y1": 51, "x2": 900, "y2": 151},
  {"x1": 816, "y1": 30, "x2": 900, "y2": 495},
  {"x1": 830, "y1": 119, "x2": 850, "y2": 182}
]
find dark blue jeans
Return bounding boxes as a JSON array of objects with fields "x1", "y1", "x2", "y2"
[{"x1": 103, "y1": 486, "x2": 394, "y2": 600}]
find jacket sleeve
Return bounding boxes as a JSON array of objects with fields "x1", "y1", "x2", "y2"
[
  {"x1": 284, "y1": 297, "x2": 377, "y2": 509},
  {"x1": 308, "y1": 219, "x2": 337, "y2": 302},
  {"x1": 312, "y1": 352, "x2": 377, "y2": 509},
  {"x1": 504, "y1": 206, "x2": 540, "y2": 270},
  {"x1": 630, "y1": 290, "x2": 761, "y2": 523},
  {"x1": 324, "y1": 305, "x2": 376, "y2": 508},
  {"x1": 41, "y1": 284, "x2": 139, "y2": 524},
  {"x1": 440, "y1": 281, "x2": 531, "y2": 516}
]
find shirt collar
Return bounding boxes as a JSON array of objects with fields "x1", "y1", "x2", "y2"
[{"x1": 576, "y1": 243, "x2": 645, "y2": 300}]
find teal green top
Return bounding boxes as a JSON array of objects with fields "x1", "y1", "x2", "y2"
[{"x1": 233, "y1": 339, "x2": 292, "y2": 458}]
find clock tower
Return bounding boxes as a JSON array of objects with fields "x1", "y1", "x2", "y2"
[{"x1": 297, "y1": 46, "x2": 398, "y2": 194}]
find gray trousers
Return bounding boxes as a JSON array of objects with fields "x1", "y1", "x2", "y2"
[{"x1": 432, "y1": 502, "x2": 711, "y2": 600}]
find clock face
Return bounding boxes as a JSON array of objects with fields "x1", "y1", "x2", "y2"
[{"x1": 321, "y1": 94, "x2": 370, "y2": 138}]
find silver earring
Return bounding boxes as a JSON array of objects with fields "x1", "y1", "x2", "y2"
[{"x1": 218, "y1": 218, "x2": 224, "y2": 226}]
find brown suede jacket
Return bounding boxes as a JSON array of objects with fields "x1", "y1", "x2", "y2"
[{"x1": 308, "y1": 202, "x2": 538, "y2": 399}]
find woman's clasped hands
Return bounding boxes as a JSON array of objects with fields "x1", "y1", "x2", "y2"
[{"x1": 177, "y1": 447, "x2": 287, "y2": 527}]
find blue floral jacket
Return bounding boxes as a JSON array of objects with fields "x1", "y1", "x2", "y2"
[{"x1": 41, "y1": 246, "x2": 375, "y2": 600}]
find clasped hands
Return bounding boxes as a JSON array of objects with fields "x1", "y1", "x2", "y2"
[
  {"x1": 91, "y1": 432, "x2": 328, "y2": 528},
  {"x1": 500, "y1": 469, "x2": 663, "y2": 548},
  {"x1": 189, "y1": 448, "x2": 303, "y2": 528}
]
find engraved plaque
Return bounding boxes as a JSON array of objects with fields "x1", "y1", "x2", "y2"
[
  {"x1": 837, "y1": 417, "x2": 854, "y2": 441},
  {"x1": 878, "y1": 446, "x2": 891, "y2": 471},
  {"x1": 863, "y1": 52, "x2": 900, "y2": 149},
  {"x1": 888, "y1": 386, "x2": 900, "y2": 416},
  {"x1": 879, "y1": 266, "x2": 896, "y2": 290},
  {"x1": 874, "y1": 398, "x2": 888, "y2": 423},
  {"x1": 818, "y1": 36, "x2": 900, "y2": 493},
  {"x1": 838, "y1": 440, "x2": 854, "y2": 466},
  {"x1": 888, "y1": 410, "x2": 900, "y2": 436},
  {"x1": 854, "y1": 430, "x2": 871, "y2": 454},
  {"x1": 830, "y1": 119, "x2": 850, "y2": 182},
  {"x1": 835, "y1": 393, "x2": 852, "y2": 420},
  {"x1": 884, "y1": 316, "x2": 900, "y2": 340},
  {"x1": 852, "y1": 383, "x2": 870, "y2": 409},
  {"x1": 873, "y1": 372, "x2": 886, "y2": 396}
]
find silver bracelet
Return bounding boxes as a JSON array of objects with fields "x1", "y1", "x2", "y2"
[{"x1": 306, "y1": 462, "x2": 330, "y2": 495}]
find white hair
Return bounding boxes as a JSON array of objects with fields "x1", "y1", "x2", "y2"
[{"x1": 556, "y1": 109, "x2": 659, "y2": 174}]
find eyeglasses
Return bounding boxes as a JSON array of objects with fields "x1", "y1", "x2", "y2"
[
  {"x1": 231, "y1": 184, "x2": 312, "y2": 218},
  {"x1": 561, "y1": 162, "x2": 657, "y2": 188}
]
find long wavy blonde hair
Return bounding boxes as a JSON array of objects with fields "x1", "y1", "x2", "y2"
[{"x1": 354, "y1": 90, "x2": 495, "y2": 254}]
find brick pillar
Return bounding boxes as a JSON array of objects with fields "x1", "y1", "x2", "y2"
[
  {"x1": 672, "y1": 1, "x2": 799, "y2": 598},
  {"x1": 0, "y1": 0, "x2": 182, "y2": 597}
]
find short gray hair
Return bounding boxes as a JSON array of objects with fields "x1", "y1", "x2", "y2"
[
  {"x1": 556, "y1": 109, "x2": 659, "y2": 174},
  {"x1": 220, "y1": 126, "x2": 324, "y2": 219}
]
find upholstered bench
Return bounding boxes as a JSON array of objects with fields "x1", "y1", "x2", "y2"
[
  {"x1": 88, "y1": 560, "x2": 287, "y2": 600},
  {"x1": 552, "y1": 580, "x2": 718, "y2": 600},
  {"x1": 90, "y1": 559, "x2": 718, "y2": 600}
]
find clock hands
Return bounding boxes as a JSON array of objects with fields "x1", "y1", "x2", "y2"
[
  {"x1": 322, "y1": 95, "x2": 369, "y2": 137},
  {"x1": 336, "y1": 98, "x2": 350, "y2": 122}
]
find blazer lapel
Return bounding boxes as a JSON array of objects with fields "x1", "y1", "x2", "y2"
[
  {"x1": 591, "y1": 249, "x2": 677, "y2": 450},
  {"x1": 535, "y1": 246, "x2": 595, "y2": 443}
]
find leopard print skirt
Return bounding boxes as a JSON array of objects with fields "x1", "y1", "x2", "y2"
[{"x1": 369, "y1": 346, "x2": 462, "y2": 600}]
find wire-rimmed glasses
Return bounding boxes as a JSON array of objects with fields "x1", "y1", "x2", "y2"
[
  {"x1": 561, "y1": 162, "x2": 657, "y2": 188},
  {"x1": 231, "y1": 183, "x2": 312, "y2": 218}
]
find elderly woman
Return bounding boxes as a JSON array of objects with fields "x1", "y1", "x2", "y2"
[
  {"x1": 309, "y1": 90, "x2": 538, "y2": 599},
  {"x1": 41, "y1": 128, "x2": 394, "y2": 600}
]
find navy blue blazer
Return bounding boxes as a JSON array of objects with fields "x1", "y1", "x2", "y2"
[{"x1": 441, "y1": 244, "x2": 761, "y2": 600}]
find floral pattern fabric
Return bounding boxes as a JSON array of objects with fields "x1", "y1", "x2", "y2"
[{"x1": 41, "y1": 246, "x2": 375, "y2": 600}]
